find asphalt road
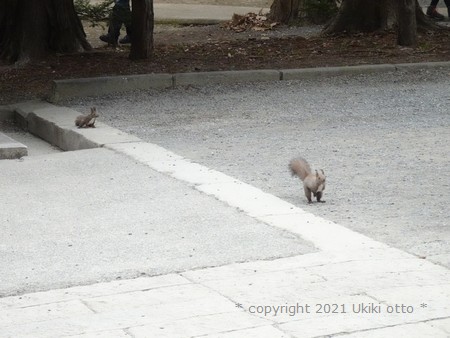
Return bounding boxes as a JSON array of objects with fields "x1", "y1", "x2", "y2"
[{"x1": 66, "y1": 68, "x2": 450, "y2": 269}]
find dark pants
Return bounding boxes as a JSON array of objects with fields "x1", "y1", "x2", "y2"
[
  {"x1": 107, "y1": 5, "x2": 132, "y2": 42},
  {"x1": 429, "y1": 0, "x2": 450, "y2": 7}
]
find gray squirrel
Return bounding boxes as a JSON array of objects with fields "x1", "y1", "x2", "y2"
[
  {"x1": 289, "y1": 157, "x2": 326, "y2": 203},
  {"x1": 75, "y1": 107, "x2": 98, "y2": 128}
]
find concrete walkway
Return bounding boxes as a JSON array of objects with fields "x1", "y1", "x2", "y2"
[
  {"x1": 89, "y1": 0, "x2": 270, "y2": 24},
  {"x1": 154, "y1": 3, "x2": 269, "y2": 24},
  {"x1": 1, "y1": 101, "x2": 449, "y2": 337}
]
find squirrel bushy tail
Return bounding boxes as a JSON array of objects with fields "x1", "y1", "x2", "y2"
[{"x1": 289, "y1": 157, "x2": 312, "y2": 181}]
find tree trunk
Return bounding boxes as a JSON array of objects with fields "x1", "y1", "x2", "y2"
[
  {"x1": 268, "y1": 0, "x2": 300, "y2": 24},
  {"x1": 397, "y1": 0, "x2": 417, "y2": 46},
  {"x1": 129, "y1": 0, "x2": 154, "y2": 60},
  {"x1": 324, "y1": 0, "x2": 441, "y2": 35},
  {"x1": 0, "y1": 0, "x2": 91, "y2": 64},
  {"x1": 323, "y1": 0, "x2": 388, "y2": 34}
]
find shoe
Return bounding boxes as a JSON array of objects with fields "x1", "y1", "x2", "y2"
[
  {"x1": 426, "y1": 6, "x2": 445, "y2": 20},
  {"x1": 100, "y1": 34, "x2": 117, "y2": 44},
  {"x1": 119, "y1": 35, "x2": 131, "y2": 44}
]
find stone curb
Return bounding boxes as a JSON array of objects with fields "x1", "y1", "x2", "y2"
[
  {"x1": 50, "y1": 74, "x2": 173, "y2": 104},
  {"x1": 49, "y1": 61, "x2": 450, "y2": 102},
  {"x1": 0, "y1": 105, "x2": 27, "y2": 160},
  {"x1": 0, "y1": 105, "x2": 14, "y2": 121},
  {"x1": 0, "y1": 133, "x2": 28, "y2": 159},
  {"x1": 174, "y1": 69, "x2": 281, "y2": 86},
  {"x1": 3, "y1": 101, "x2": 141, "y2": 152}
]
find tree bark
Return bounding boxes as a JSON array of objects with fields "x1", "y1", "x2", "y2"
[
  {"x1": 268, "y1": 0, "x2": 300, "y2": 24},
  {"x1": 0, "y1": 0, "x2": 91, "y2": 63},
  {"x1": 323, "y1": 0, "x2": 386, "y2": 34},
  {"x1": 324, "y1": 0, "x2": 442, "y2": 35},
  {"x1": 129, "y1": 0, "x2": 154, "y2": 60},
  {"x1": 397, "y1": 0, "x2": 417, "y2": 46}
]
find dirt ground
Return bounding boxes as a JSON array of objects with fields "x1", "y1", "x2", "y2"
[{"x1": 1, "y1": 21, "x2": 450, "y2": 105}]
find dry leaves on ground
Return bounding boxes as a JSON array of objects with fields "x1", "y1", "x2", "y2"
[{"x1": 221, "y1": 12, "x2": 278, "y2": 32}]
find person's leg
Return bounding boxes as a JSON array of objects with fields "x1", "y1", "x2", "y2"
[
  {"x1": 100, "y1": 5, "x2": 123, "y2": 44},
  {"x1": 119, "y1": 6, "x2": 132, "y2": 44},
  {"x1": 109, "y1": 5, "x2": 125, "y2": 41},
  {"x1": 427, "y1": 0, "x2": 445, "y2": 20},
  {"x1": 443, "y1": 0, "x2": 450, "y2": 18}
]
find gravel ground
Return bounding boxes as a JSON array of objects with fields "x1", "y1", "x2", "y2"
[{"x1": 65, "y1": 68, "x2": 450, "y2": 268}]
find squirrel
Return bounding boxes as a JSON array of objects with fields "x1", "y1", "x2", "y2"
[
  {"x1": 75, "y1": 107, "x2": 98, "y2": 128},
  {"x1": 289, "y1": 157, "x2": 326, "y2": 203}
]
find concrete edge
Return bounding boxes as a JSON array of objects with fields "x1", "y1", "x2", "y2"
[
  {"x1": 5, "y1": 101, "x2": 143, "y2": 151},
  {"x1": 281, "y1": 63, "x2": 397, "y2": 80},
  {"x1": 0, "y1": 105, "x2": 14, "y2": 121},
  {"x1": 173, "y1": 69, "x2": 281, "y2": 86},
  {"x1": 25, "y1": 112, "x2": 100, "y2": 151},
  {"x1": 50, "y1": 73, "x2": 173, "y2": 103},
  {"x1": 0, "y1": 104, "x2": 28, "y2": 160},
  {"x1": 49, "y1": 61, "x2": 450, "y2": 103},
  {"x1": 0, "y1": 132, "x2": 28, "y2": 159},
  {"x1": 394, "y1": 61, "x2": 450, "y2": 71}
]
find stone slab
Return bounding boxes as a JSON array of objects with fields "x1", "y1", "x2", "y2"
[
  {"x1": 50, "y1": 73, "x2": 174, "y2": 103},
  {"x1": 336, "y1": 321, "x2": 449, "y2": 338},
  {"x1": 395, "y1": 61, "x2": 450, "y2": 71},
  {"x1": 11, "y1": 102, "x2": 141, "y2": 150},
  {"x1": 47, "y1": 62, "x2": 450, "y2": 103},
  {"x1": 0, "y1": 105, "x2": 13, "y2": 121},
  {"x1": 0, "y1": 132, "x2": 28, "y2": 159},
  {"x1": 173, "y1": 69, "x2": 281, "y2": 87},
  {"x1": 281, "y1": 64, "x2": 397, "y2": 81}
]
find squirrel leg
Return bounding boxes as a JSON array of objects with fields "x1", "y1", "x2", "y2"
[
  {"x1": 88, "y1": 118, "x2": 96, "y2": 128},
  {"x1": 316, "y1": 191, "x2": 326, "y2": 203},
  {"x1": 78, "y1": 120, "x2": 88, "y2": 128},
  {"x1": 304, "y1": 186, "x2": 312, "y2": 203}
]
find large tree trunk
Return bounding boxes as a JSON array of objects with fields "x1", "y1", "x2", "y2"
[
  {"x1": 323, "y1": 0, "x2": 393, "y2": 33},
  {"x1": 397, "y1": 0, "x2": 417, "y2": 46},
  {"x1": 0, "y1": 0, "x2": 91, "y2": 64},
  {"x1": 129, "y1": 0, "x2": 154, "y2": 60},
  {"x1": 268, "y1": 0, "x2": 300, "y2": 24},
  {"x1": 324, "y1": 0, "x2": 442, "y2": 35}
]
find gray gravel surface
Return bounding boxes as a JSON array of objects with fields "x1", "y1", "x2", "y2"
[{"x1": 65, "y1": 68, "x2": 450, "y2": 268}]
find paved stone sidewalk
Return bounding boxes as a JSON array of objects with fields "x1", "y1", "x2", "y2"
[{"x1": 1, "y1": 247, "x2": 449, "y2": 337}]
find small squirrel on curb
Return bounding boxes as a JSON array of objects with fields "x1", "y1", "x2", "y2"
[
  {"x1": 75, "y1": 107, "x2": 98, "y2": 128},
  {"x1": 289, "y1": 157, "x2": 326, "y2": 203}
]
